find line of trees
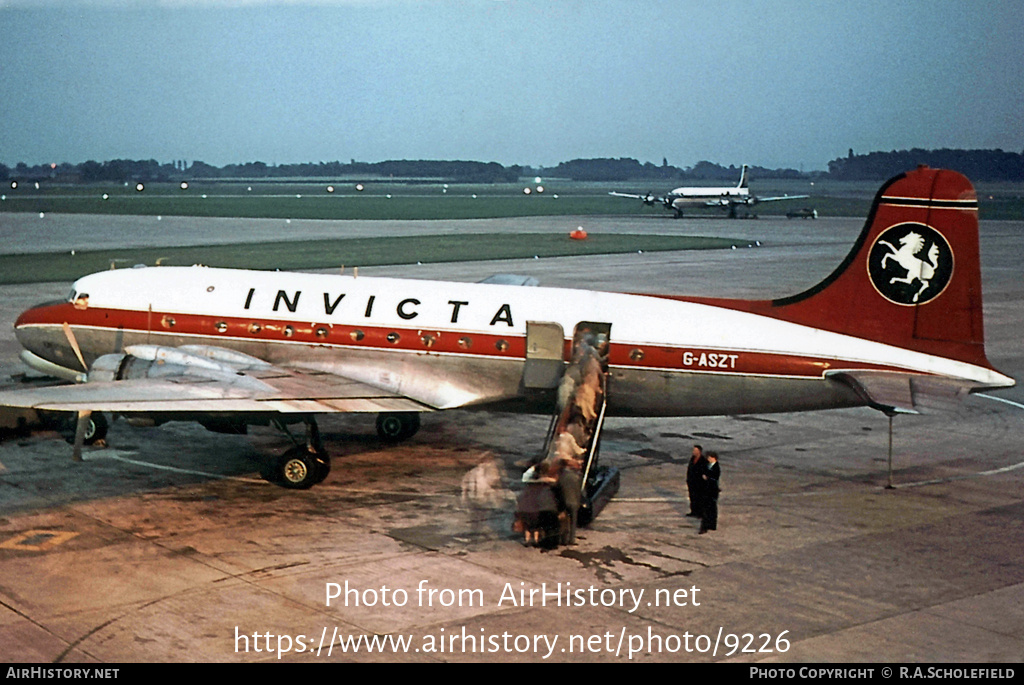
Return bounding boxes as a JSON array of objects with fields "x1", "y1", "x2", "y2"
[
  {"x1": 827, "y1": 148, "x2": 1024, "y2": 182},
  {"x1": 0, "y1": 159, "x2": 523, "y2": 184},
  {"x1": 544, "y1": 158, "x2": 806, "y2": 182},
  {"x1": 2, "y1": 149, "x2": 1022, "y2": 184}
]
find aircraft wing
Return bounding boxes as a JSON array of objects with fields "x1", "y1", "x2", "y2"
[
  {"x1": 477, "y1": 274, "x2": 539, "y2": 286},
  {"x1": 754, "y1": 194, "x2": 810, "y2": 203},
  {"x1": 0, "y1": 344, "x2": 435, "y2": 415},
  {"x1": 608, "y1": 191, "x2": 664, "y2": 206}
]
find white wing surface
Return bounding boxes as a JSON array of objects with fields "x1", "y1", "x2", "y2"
[{"x1": 0, "y1": 344, "x2": 434, "y2": 414}]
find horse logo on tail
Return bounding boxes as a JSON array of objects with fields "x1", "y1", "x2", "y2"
[{"x1": 868, "y1": 223, "x2": 953, "y2": 306}]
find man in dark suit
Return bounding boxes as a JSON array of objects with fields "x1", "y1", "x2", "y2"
[
  {"x1": 686, "y1": 444, "x2": 705, "y2": 517},
  {"x1": 699, "y1": 451, "x2": 721, "y2": 535}
]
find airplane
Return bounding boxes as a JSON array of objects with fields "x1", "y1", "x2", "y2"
[
  {"x1": 0, "y1": 166, "x2": 1013, "y2": 496},
  {"x1": 610, "y1": 164, "x2": 810, "y2": 218}
]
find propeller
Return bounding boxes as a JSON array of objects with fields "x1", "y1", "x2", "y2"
[
  {"x1": 71, "y1": 410, "x2": 92, "y2": 463},
  {"x1": 62, "y1": 322, "x2": 88, "y2": 372},
  {"x1": 60, "y1": 322, "x2": 92, "y2": 462}
]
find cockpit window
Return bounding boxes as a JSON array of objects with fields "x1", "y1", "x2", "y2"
[{"x1": 73, "y1": 293, "x2": 89, "y2": 310}]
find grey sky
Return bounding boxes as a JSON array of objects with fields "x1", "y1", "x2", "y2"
[{"x1": 2, "y1": 0, "x2": 1022, "y2": 170}]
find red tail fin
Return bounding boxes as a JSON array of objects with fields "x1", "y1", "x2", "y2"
[{"x1": 770, "y1": 166, "x2": 990, "y2": 368}]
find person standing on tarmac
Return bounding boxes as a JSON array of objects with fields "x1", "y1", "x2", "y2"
[
  {"x1": 460, "y1": 456, "x2": 507, "y2": 537},
  {"x1": 699, "y1": 451, "x2": 721, "y2": 535},
  {"x1": 686, "y1": 444, "x2": 705, "y2": 518}
]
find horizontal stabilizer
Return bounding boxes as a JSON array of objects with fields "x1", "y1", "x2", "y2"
[{"x1": 827, "y1": 370, "x2": 980, "y2": 414}]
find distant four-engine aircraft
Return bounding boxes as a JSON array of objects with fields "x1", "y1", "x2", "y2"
[
  {"x1": 610, "y1": 164, "x2": 809, "y2": 218},
  {"x1": 0, "y1": 167, "x2": 1012, "y2": 496}
]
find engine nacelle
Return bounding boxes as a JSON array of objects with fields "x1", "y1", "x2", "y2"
[
  {"x1": 85, "y1": 346, "x2": 281, "y2": 435},
  {"x1": 88, "y1": 344, "x2": 267, "y2": 384},
  {"x1": 88, "y1": 353, "x2": 226, "y2": 383}
]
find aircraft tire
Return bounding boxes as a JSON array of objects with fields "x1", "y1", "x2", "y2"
[
  {"x1": 60, "y1": 412, "x2": 108, "y2": 446},
  {"x1": 376, "y1": 412, "x2": 420, "y2": 444},
  {"x1": 86, "y1": 412, "x2": 109, "y2": 444},
  {"x1": 274, "y1": 447, "x2": 320, "y2": 490}
]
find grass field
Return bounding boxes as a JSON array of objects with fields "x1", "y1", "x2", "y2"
[
  {"x1": 0, "y1": 179, "x2": 857, "y2": 220},
  {"x1": 2, "y1": 179, "x2": 1020, "y2": 220},
  {"x1": 0, "y1": 191, "x2": 637, "y2": 221},
  {"x1": 0, "y1": 232, "x2": 743, "y2": 285}
]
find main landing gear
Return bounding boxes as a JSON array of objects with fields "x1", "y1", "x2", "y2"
[
  {"x1": 375, "y1": 412, "x2": 421, "y2": 444},
  {"x1": 264, "y1": 417, "x2": 330, "y2": 489},
  {"x1": 263, "y1": 412, "x2": 422, "y2": 489},
  {"x1": 56, "y1": 411, "x2": 108, "y2": 446},
  {"x1": 274, "y1": 446, "x2": 330, "y2": 489}
]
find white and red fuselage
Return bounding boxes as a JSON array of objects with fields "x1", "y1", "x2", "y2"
[{"x1": 10, "y1": 167, "x2": 1015, "y2": 420}]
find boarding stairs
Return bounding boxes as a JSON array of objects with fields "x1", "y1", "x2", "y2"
[{"x1": 515, "y1": 323, "x2": 621, "y2": 545}]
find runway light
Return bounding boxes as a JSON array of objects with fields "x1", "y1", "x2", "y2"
[
  {"x1": 536, "y1": 185, "x2": 544, "y2": 193},
  {"x1": 296, "y1": 194, "x2": 302, "y2": 199},
  {"x1": 180, "y1": 182, "x2": 188, "y2": 190},
  {"x1": 34, "y1": 182, "x2": 40, "y2": 189},
  {"x1": 327, "y1": 185, "x2": 335, "y2": 193},
  {"x1": 386, "y1": 194, "x2": 392, "y2": 199},
  {"x1": 523, "y1": 188, "x2": 531, "y2": 195},
  {"x1": 10, "y1": 182, "x2": 17, "y2": 189},
  {"x1": 247, "y1": 186, "x2": 252, "y2": 192},
  {"x1": 534, "y1": 176, "x2": 542, "y2": 184},
  {"x1": 355, "y1": 184, "x2": 364, "y2": 191},
  {"x1": 135, "y1": 183, "x2": 144, "y2": 192},
  {"x1": 102, "y1": 193, "x2": 109, "y2": 200},
  {"x1": 39, "y1": 212, "x2": 45, "y2": 218}
]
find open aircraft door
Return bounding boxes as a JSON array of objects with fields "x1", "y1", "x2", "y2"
[{"x1": 523, "y1": 321, "x2": 565, "y2": 389}]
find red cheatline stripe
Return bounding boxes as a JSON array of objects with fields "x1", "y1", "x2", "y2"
[{"x1": 19, "y1": 301, "x2": 916, "y2": 380}]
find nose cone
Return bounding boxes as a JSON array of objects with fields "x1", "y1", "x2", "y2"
[
  {"x1": 15, "y1": 299, "x2": 66, "y2": 325},
  {"x1": 14, "y1": 299, "x2": 73, "y2": 362}
]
